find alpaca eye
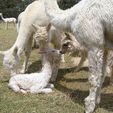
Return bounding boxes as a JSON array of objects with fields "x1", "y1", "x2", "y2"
[
  {"x1": 63, "y1": 43, "x2": 68, "y2": 47},
  {"x1": 52, "y1": 50, "x2": 55, "y2": 52}
]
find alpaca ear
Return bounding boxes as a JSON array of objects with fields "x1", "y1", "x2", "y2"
[
  {"x1": 64, "y1": 33, "x2": 72, "y2": 40},
  {"x1": 46, "y1": 23, "x2": 51, "y2": 32},
  {"x1": 13, "y1": 47, "x2": 18, "y2": 56}
]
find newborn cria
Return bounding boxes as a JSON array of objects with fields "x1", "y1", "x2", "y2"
[{"x1": 8, "y1": 48, "x2": 61, "y2": 94}]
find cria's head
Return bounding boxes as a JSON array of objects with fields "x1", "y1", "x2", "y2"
[
  {"x1": 39, "y1": 48, "x2": 61, "y2": 64},
  {"x1": 61, "y1": 33, "x2": 74, "y2": 54}
]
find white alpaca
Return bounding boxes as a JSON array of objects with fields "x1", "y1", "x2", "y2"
[
  {"x1": 16, "y1": 11, "x2": 24, "y2": 33},
  {"x1": 8, "y1": 48, "x2": 61, "y2": 94},
  {"x1": 17, "y1": 12, "x2": 65, "y2": 62},
  {"x1": 0, "y1": 13, "x2": 16, "y2": 29},
  {"x1": 0, "y1": 0, "x2": 61, "y2": 75},
  {"x1": 45, "y1": 0, "x2": 113, "y2": 113}
]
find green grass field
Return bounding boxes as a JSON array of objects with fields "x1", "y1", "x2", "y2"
[{"x1": 0, "y1": 22, "x2": 113, "y2": 113}]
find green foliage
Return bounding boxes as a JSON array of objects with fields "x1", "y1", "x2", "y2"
[
  {"x1": 59, "y1": 0, "x2": 81, "y2": 9},
  {"x1": 0, "y1": 0, "x2": 32, "y2": 18},
  {"x1": 0, "y1": 0, "x2": 81, "y2": 18}
]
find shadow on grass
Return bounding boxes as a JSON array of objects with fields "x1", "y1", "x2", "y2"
[
  {"x1": 25, "y1": 60, "x2": 113, "y2": 112},
  {"x1": 55, "y1": 66, "x2": 113, "y2": 112},
  {"x1": 26, "y1": 60, "x2": 42, "y2": 73},
  {"x1": 56, "y1": 66, "x2": 89, "y2": 82}
]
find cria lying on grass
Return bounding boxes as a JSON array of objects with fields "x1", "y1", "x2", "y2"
[{"x1": 8, "y1": 48, "x2": 61, "y2": 94}]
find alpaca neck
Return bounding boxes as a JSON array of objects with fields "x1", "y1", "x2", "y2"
[
  {"x1": 45, "y1": 0, "x2": 79, "y2": 32},
  {"x1": 41, "y1": 55, "x2": 52, "y2": 77},
  {"x1": 0, "y1": 14, "x2": 5, "y2": 21}
]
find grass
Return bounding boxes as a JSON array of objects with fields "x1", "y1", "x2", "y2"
[{"x1": 0, "y1": 22, "x2": 113, "y2": 113}]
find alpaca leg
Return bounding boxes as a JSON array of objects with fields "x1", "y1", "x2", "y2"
[
  {"x1": 38, "y1": 88, "x2": 53, "y2": 94},
  {"x1": 85, "y1": 48, "x2": 108, "y2": 113},
  {"x1": 75, "y1": 51, "x2": 87, "y2": 72},
  {"x1": 61, "y1": 54, "x2": 65, "y2": 63},
  {"x1": 20, "y1": 89, "x2": 27, "y2": 94},
  {"x1": 30, "y1": 85, "x2": 52, "y2": 94},
  {"x1": 6, "y1": 22, "x2": 8, "y2": 29},
  {"x1": 8, "y1": 83, "x2": 20, "y2": 93},
  {"x1": 20, "y1": 37, "x2": 32, "y2": 73},
  {"x1": 13, "y1": 22, "x2": 16, "y2": 28},
  {"x1": 105, "y1": 51, "x2": 113, "y2": 85},
  {"x1": 50, "y1": 67, "x2": 59, "y2": 82},
  {"x1": 20, "y1": 51, "x2": 31, "y2": 73}
]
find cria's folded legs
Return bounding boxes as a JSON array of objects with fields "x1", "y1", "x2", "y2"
[
  {"x1": 85, "y1": 48, "x2": 108, "y2": 113},
  {"x1": 30, "y1": 86, "x2": 53, "y2": 94}
]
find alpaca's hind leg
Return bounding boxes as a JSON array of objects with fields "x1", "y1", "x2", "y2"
[
  {"x1": 20, "y1": 51, "x2": 31, "y2": 73},
  {"x1": 50, "y1": 67, "x2": 59, "y2": 82},
  {"x1": 85, "y1": 48, "x2": 108, "y2": 113},
  {"x1": 6, "y1": 22, "x2": 8, "y2": 30},
  {"x1": 20, "y1": 37, "x2": 32, "y2": 73},
  {"x1": 30, "y1": 86, "x2": 53, "y2": 94}
]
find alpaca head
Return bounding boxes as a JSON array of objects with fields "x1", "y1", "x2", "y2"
[
  {"x1": 60, "y1": 33, "x2": 74, "y2": 54},
  {"x1": 42, "y1": 48, "x2": 61, "y2": 82},
  {"x1": 40, "y1": 48, "x2": 61, "y2": 66},
  {"x1": 0, "y1": 48, "x2": 19, "y2": 75}
]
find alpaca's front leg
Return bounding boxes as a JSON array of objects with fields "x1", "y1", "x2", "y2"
[
  {"x1": 50, "y1": 67, "x2": 59, "y2": 82},
  {"x1": 20, "y1": 51, "x2": 31, "y2": 73},
  {"x1": 85, "y1": 48, "x2": 108, "y2": 113},
  {"x1": 6, "y1": 22, "x2": 8, "y2": 29},
  {"x1": 13, "y1": 22, "x2": 16, "y2": 28},
  {"x1": 61, "y1": 54, "x2": 65, "y2": 63}
]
